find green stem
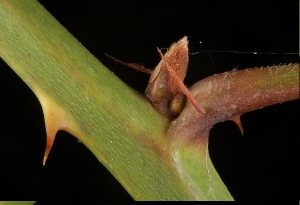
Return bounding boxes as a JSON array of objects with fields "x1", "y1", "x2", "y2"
[
  {"x1": 0, "y1": 0, "x2": 298, "y2": 201},
  {"x1": 0, "y1": 202, "x2": 35, "y2": 205},
  {"x1": 0, "y1": 0, "x2": 232, "y2": 200}
]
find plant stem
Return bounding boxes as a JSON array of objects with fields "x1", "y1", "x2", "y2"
[
  {"x1": 0, "y1": 0, "x2": 232, "y2": 200},
  {"x1": 0, "y1": 0, "x2": 298, "y2": 201}
]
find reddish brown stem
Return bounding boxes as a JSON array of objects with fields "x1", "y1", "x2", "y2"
[{"x1": 168, "y1": 64, "x2": 299, "y2": 140}]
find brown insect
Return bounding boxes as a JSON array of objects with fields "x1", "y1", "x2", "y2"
[{"x1": 106, "y1": 36, "x2": 205, "y2": 118}]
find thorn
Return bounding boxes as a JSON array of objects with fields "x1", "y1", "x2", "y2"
[
  {"x1": 42, "y1": 106, "x2": 61, "y2": 165},
  {"x1": 231, "y1": 115, "x2": 244, "y2": 136},
  {"x1": 37, "y1": 93, "x2": 71, "y2": 165},
  {"x1": 43, "y1": 131, "x2": 56, "y2": 165},
  {"x1": 33, "y1": 85, "x2": 83, "y2": 166},
  {"x1": 105, "y1": 53, "x2": 153, "y2": 74}
]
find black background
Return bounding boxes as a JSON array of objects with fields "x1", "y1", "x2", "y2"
[{"x1": 0, "y1": 0, "x2": 298, "y2": 202}]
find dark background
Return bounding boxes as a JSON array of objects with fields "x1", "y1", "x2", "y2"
[{"x1": 0, "y1": 0, "x2": 298, "y2": 202}]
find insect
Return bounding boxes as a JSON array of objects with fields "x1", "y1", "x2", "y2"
[{"x1": 106, "y1": 36, "x2": 205, "y2": 118}]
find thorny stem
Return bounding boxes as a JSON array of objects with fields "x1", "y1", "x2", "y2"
[
  {"x1": 166, "y1": 64, "x2": 299, "y2": 200},
  {"x1": 0, "y1": 0, "x2": 298, "y2": 201},
  {"x1": 169, "y1": 63, "x2": 299, "y2": 141}
]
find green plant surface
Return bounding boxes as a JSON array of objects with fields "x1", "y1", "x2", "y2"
[
  {"x1": 0, "y1": 202, "x2": 35, "y2": 205},
  {"x1": 0, "y1": 0, "x2": 232, "y2": 200},
  {"x1": 0, "y1": 0, "x2": 298, "y2": 201}
]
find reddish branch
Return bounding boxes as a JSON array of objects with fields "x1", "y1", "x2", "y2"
[{"x1": 168, "y1": 63, "x2": 299, "y2": 141}]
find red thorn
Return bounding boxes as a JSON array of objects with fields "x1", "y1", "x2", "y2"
[
  {"x1": 231, "y1": 115, "x2": 244, "y2": 136},
  {"x1": 43, "y1": 133, "x2": 55, "y2": 165},
  {"x1": 105, "y1": 53, "x2": 153, "y2": 74}
]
